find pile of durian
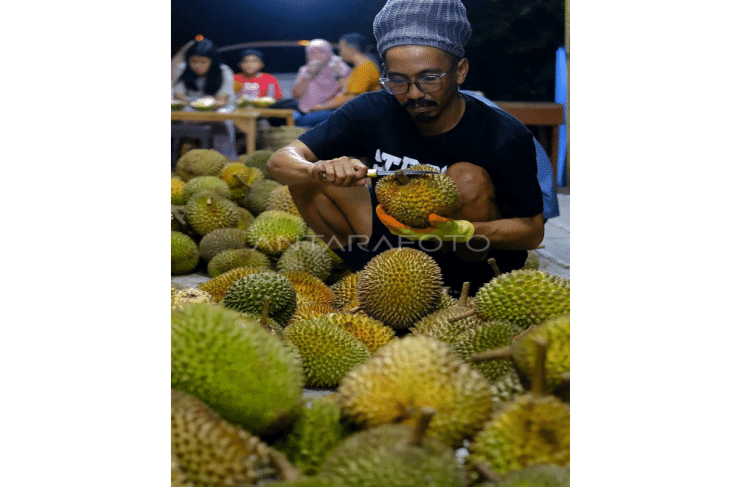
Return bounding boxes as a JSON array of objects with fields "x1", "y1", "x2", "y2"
[{"x1": 171, "y1": 148, "x2": 570, "y2": 486}]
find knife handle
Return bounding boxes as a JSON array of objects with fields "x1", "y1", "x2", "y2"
[{"x1": 318, "y1": 168, "x2": 378, "y2": 182}]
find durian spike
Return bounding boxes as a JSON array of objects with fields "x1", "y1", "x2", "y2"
[
  {"x1": 530, "y1": 336, "x2": 549, "y2": 396},
  {"x1": 268, "y1": 448, "x2": 302, "y2": 482},
  {"x1": 394, "y1": 170, "x2": 410, "y2": 185},
  {"x1": 446, "y1": 308, "x2": 477, "y2": 323},
  {"x1": 347, "y1": 305, "x2": 363, "y2": 314},
  {"x1": 232, "y1": 173, "x2": 252, "y2": 188},
  {"x1": 473, "y1": 461, "x2": 503, "y2": 483},
  {"x1": 406, "y1": 406, "x2": 437, "y2": 447},
  {"x1": 471, "y1": 346, "x2": 512, "y2": 363},
  {"x1": 487, "y1": 257, "x2": 501, "y2": 277},
  {"x1": 458, "y1": 282, "x2": 471, "y2": 306}
]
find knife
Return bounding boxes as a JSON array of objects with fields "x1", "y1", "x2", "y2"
[{"x1": 318, "y1": 168, "x2": 436, "y2": 181}]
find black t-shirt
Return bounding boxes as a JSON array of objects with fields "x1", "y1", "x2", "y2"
[{"x1": 298, "y1": 90, "x2": 544, "y2": 294}]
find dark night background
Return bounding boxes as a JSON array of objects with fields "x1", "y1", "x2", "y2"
[{"x1": 171, "y1": 0, "x2": 566, "y2": 101}]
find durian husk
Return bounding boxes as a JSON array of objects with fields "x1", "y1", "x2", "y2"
[
  {"x1": 171, "y1": 389, "x2": 301, "y2": 485},
  {"x1": 197, "y1": 265, "x2": 275, "y2": 302},
  {"x1": 338, "y1": 334, "x2": 492, "y2": 448},
  {"x1": 357, "y1": 248, "x2": 443, "y2": 330},
  {"x1": 374, "y1": 164, "x2": 460, "y2": 228}
]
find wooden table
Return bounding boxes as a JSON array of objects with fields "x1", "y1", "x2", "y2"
[
  {"x1": 171, "y1": 109, "x2": 260, "y2": 155},
  {"x1": 234, "y1": 107, "x2": 295, "y2": 126},
  {"x1": 171, "y1": 107, "x2": 296, "y2": 155},
  {"x1": 494, "y1": 101, "x2": 565, "y2": 183}
]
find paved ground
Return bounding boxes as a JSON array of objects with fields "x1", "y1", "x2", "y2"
[{"x1": 535, "y1": 193, "x2": 570, "y2": 279}]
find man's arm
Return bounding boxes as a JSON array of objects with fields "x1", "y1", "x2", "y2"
[
  {"x1": 472, "y1": 214, "x2": 544, "y2": 251},
  {"x1": 267, "y1": 140, "x2": 369, "y2": 187}
]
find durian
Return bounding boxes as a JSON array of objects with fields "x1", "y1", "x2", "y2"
[
  {"x1": 357, "y1": 247, "x2": 443, "y2": 330},
  {"x1": 171, "y1": 304, "x2": 304, "y2": 436},
  {"x1": 283, "y1": 317, "x2": 370, "y2": 388},
  {"x1": 318, "y1": 410, "x2": 467, "y2": 486},
  {"x1": 338, "y1": 334, "x2": 492, "y2": 448},
  {"x1": 222, "y1": 271, "x2": 298, "y2": 325},
  {"x1": 171, "y1": 231, "x2": 199, "y2": 275},
  {"x1": 184, "y1": 190, "x2": 240, "y2": 236},
  {"x1": 207, "y1": 247, "x2": 271, "y2": 277},
  {"x1": 171, "y1": 388, "x2": 300, "y2": 485},
  {"x1": 245, "y1": 210, "x2": 308, "y2": 256},
  {"x1": 374, "y1": 164, "x2": 460, "y2": 228}
]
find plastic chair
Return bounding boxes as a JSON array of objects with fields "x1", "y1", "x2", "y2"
[
  {"x1": 460, "y1": 90, "x2": 560, "y2": 220},
  {"x1": 171, "y1": 123, "x2": 213, "y2": 169}
]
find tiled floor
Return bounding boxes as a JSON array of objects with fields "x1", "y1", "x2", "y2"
[{"x1": 536, "y1": 193, "x2": 570, "y2": 279}]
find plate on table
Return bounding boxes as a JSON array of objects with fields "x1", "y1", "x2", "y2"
[{"x1": 189, "y1": 96, "x2": 218, "y2": 111}]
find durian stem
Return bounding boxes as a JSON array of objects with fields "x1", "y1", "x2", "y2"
[
  {"x1": 406, "y1": 407, "x2": 437, "y2": 447},
  {"x1": 488, "y1": 257, "x2": 501, "y2": 277},
  {"x1": 268, "y1": 449, "x2": 302, "y2": 482},
  {"x1": 531, "y1": 336, "x2": 549, "y2": 396},
  {"x1": 471, "y1": 346, "x2": 512, "y2": 363},
  {"x1": 206, "y1": 197, "x2": 213, "y2": 206},
  {"x1": 458, "y1": 282, "x2": 471, "y2": 306},
  {"x1": 348, "y1": 305, "x2": 363, "y2": 314},
  {"x1": 514, "y1": 325, "x2": 537, "y2": 341},
  {"x1": 474, "y1": 461, "x2": 503, "y2": 483},
  {"x1": 232, "y1": 173, "x2": 251, "y2": 188},
  {"x1": 394, "y1": 170, "x2": 410, "y2": 185},
  {"x1": 259, "y1": 297, "x2": 273, "y2": 331},
  {"x1": 447, "y1": 309, "x2": 477, "y2": 323}
]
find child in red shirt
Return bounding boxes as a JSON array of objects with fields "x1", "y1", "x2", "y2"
[{"x1": 233, "y1": 49, "x2": 283, "y2": 101}]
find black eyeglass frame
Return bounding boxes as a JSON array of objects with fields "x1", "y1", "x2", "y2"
[{"x1": 379, "y1": 64, "x2": 457, "y2": 95}]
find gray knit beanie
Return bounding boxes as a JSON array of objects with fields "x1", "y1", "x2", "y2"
[{"x1": 373, "y1": 0, "x2": 472, "y2": 59}]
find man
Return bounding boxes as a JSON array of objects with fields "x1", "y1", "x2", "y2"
[{"x1": 267, "y1": 0, "x2": 544, "y2": 294}]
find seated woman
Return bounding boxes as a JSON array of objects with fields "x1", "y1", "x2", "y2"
[
  {"x1": 269, "y1": 39, "x2": 351, "y2": 125},
  {"x1": 172, "y1": 38, "x2": 238, "y2": 159},
  {"x1": 295, "y1": 33, "x2": 381, "y2": 127},
  {"x1": 233, "y1": 49, "x2": 283, "y2": 102}
]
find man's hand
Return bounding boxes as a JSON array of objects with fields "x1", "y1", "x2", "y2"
[
  {"x1": 312, "y1": 157, "x2": 369, "y2": 187},
  {"x1": 376, "y1": 205, "x2": 475, "y2": 243}
]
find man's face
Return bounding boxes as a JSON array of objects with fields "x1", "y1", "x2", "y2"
[{"x1": 383, "y1": 45, "x2": 463, "y2": 123}]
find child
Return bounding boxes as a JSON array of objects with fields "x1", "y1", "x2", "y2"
[{"x1": 233, "y1": 49, "x2": 283, "y2": 101}]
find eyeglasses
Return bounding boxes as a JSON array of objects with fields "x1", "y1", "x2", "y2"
[{"x1": 379, "y1": 65, "x2": 455, "y2": 95}]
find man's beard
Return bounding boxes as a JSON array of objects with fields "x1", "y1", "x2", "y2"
[{"x1": 402, "y1": 98, "x2": 438, "y2": 122}]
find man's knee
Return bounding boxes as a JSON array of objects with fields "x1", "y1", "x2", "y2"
[{"x1": 445, "y1": 162, "x2": 500, "y2": 221}]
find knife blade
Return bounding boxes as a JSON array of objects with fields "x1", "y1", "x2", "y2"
[
  {"x1": 366, "y1": 168, "x2": 437, "y2": 177},
  {"x1": 317, "y1": 168, "x2": 436, "y2": 182}
]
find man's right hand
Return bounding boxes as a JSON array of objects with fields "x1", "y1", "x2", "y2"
[{"x1": 312, "y1": 157, "x2": 369, "y2": 187}]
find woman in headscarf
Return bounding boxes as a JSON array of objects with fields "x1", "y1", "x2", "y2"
[
  {"x1": 296, "y1": 33, "x2": 382, "y2": 127},
  {"x1": 269, "y1": 39, "x2": 352, "y2": 124}
]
